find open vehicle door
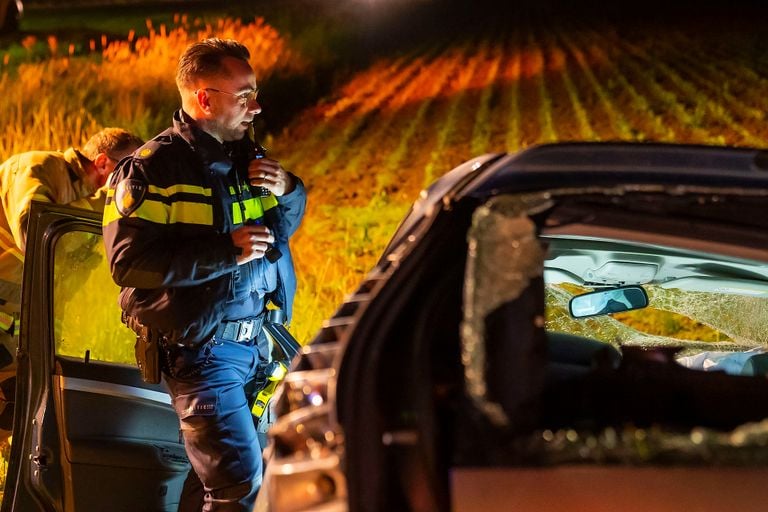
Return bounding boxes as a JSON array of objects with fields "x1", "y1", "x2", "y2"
[{"x1": 1, "y1": 202, "x2": 189, "y2": 512}]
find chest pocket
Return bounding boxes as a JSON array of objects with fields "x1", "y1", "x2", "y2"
[
  {"x1": 229, "y1": 261, "x2": 256, "y2": 302},
  {"x1": 228, "y1": 258, "x2": 278, "y2": 303}
]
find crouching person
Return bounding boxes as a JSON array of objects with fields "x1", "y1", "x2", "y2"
[{"x1": 0, "y1": 127, "x2": 142, "y2": 436}]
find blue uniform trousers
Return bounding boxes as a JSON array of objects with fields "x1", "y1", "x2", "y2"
[{"x1": 164, "y1": 334, "x2": 269, "y2": 512}]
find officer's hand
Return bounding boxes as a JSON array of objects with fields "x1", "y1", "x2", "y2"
[
  {"x1": 248, "y1": 157, "x2": 295, "y2": 197},
  {"x1": 231, "y1": 225, "x2": 274, "y2": 264}
]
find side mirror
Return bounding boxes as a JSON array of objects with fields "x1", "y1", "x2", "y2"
[{"x1": 568, "y1": 285, "x2": 649, "y2": 318}]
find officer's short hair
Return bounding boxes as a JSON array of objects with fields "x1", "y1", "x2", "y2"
[
  {"x1": 81, "y1": 128, "x2": 143, "y2": 161},
  {"x1": 176, "y1": 38, "x2": 251, "y2": 91}
]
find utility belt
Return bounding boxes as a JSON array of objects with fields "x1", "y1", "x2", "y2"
[
  {"x1": 122, "y1": 309, "x2": 301, "y2": 420},
  {"x1": 214, "y1": 313, "x2": 266, "y2": 344},
  {"x1": 122, "y1": 311, "x2": 272, "y2": 384}
]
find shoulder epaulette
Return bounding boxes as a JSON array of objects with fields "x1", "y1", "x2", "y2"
[
  {"x1": 135, "y1": 140, "x2": 161, "y2": 160},
  {"x1": 135, "y1": 130, "x2": 176, "y2": 161}
]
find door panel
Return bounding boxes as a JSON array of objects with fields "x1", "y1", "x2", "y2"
[
  {"x1": 54, "y1": 360, "x2": 187, "y2": 512},
  {"x1": 3, "y1": 203, "x2": 188, "y2": 512}
]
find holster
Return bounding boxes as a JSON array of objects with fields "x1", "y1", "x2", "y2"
[{"x1": 122, "y1": 313, "x2": 161, "y2": 385}]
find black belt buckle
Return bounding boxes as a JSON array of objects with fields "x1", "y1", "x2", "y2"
[{"x1": 218, "y1": 318, "x2": 260, "y2": 343}]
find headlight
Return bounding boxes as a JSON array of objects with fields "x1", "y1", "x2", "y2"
[
  {"x1": 259, "y1": 338, "x2": 347, "y2": 512},
  {"x1": 261, "y1": 404, "x2": 347, "y2": 511}
]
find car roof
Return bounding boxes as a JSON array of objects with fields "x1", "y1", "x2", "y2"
[
  {"x1": 383, "y1": 142, "x2": 768, "y2": 261},
  {"x1": 465, "y1": 142, "x2": 768, "y2": 199}
]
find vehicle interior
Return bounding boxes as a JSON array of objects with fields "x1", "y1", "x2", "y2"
[
  {"x1": 337, "y1": 185, "x2": 768, "y2": 511},
  {"x1": 468, "y1": 187, "x2": 768, "y2": 434}
]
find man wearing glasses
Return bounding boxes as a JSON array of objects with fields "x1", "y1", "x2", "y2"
[
  {"x1": 103, "y1": 38, "x2": 306, "y2": 512},
  {"x1": 0, "y1": 126, "x2": 142, "y2": 437}
]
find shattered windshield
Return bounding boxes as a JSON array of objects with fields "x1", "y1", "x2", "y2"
[
  {"x1": 545, "y1": 284, "x2": 768, "y2": 351},
  {"x1": 461, "y1": 187, "x2": 768, "y2": 465}
]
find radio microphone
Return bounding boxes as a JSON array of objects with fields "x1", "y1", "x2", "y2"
[{"x1": 246, "y1": 122, "x2": 282, "y2": 263}]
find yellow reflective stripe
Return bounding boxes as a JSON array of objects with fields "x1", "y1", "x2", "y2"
[
  {"x1": 169, "y1": 201, "x2": 213, "y2": 225},
  {"x1": 103, "y1": 183, "x2": 211, "y2": 202},
  {"x1": 232, "y1": 197, "x2": 264, "y2": 224},
  {"x1": 102, "y1": 183, "x2": 214, "y2": 226},
  {"x1": 262, "y1": 195, "x2": 278, "y2": 211},
  {"x1": 103, "y1": 197, "x2": 213, "y2": 226},
  {"x1": 102, "y1": 200, "x2": 122, "y2": 226},
  {"x1": 131, "y1": 198, "x2": 170, "y2": 223},
  {"x1": 0, "y1": 312, "x2": 13, "y2": 331},
  {"x1": 152, "y1": 184, "x2": 212, "y2": 197},
  {"x1": 231, "y1": 194, "x2": 278, "y2": 224}
]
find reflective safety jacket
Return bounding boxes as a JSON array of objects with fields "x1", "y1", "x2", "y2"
[
  {"x1": 102, "y1": 110, "x2": 306, "y2": 346},
  {"x1": 0, "y1": 148, "x2": 103, "y2": 325}
]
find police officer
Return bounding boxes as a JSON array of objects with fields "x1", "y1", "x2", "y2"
[
  {"x1": 102, "y1": 38, "x2": 306, "y2": 512},
  {"x1": 0, "y1": 127, "x2": 142, "y2": 433}
]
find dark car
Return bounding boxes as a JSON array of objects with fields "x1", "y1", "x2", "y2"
[
  {"x1": 256, "y1": 142, "x2": 768, "y2": 512},
  {"x1": 5, "y1": 142, "x2": 768, "y2": 511},
  {"x1": 0, "y1": 0, "x2": 22, "y2": 34}
]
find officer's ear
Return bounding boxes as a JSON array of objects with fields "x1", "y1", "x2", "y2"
[{"x1": 196, "y1": 89, "x2": 213, "y2": 113}]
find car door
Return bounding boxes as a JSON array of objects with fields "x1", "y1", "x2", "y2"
[{"x1": 1, "y1": 202, "x2": 188, "y2": 512}]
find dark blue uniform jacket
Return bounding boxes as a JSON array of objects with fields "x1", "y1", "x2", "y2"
[{"x1": 102, "y1": 110, "x2": 306, "y2": 345}]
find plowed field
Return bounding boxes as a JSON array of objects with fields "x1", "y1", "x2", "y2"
[{"x1": 274, "y1": 17, "x2": 768, "y2": 340}]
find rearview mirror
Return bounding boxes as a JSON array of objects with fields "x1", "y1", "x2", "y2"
[{"x1": 569, "y1": 285, "x2": 649, "y2": 318}]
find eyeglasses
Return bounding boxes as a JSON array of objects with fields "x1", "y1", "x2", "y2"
[{"x1": 201, "y1": 87, "x2": 259, "y2": 106}]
